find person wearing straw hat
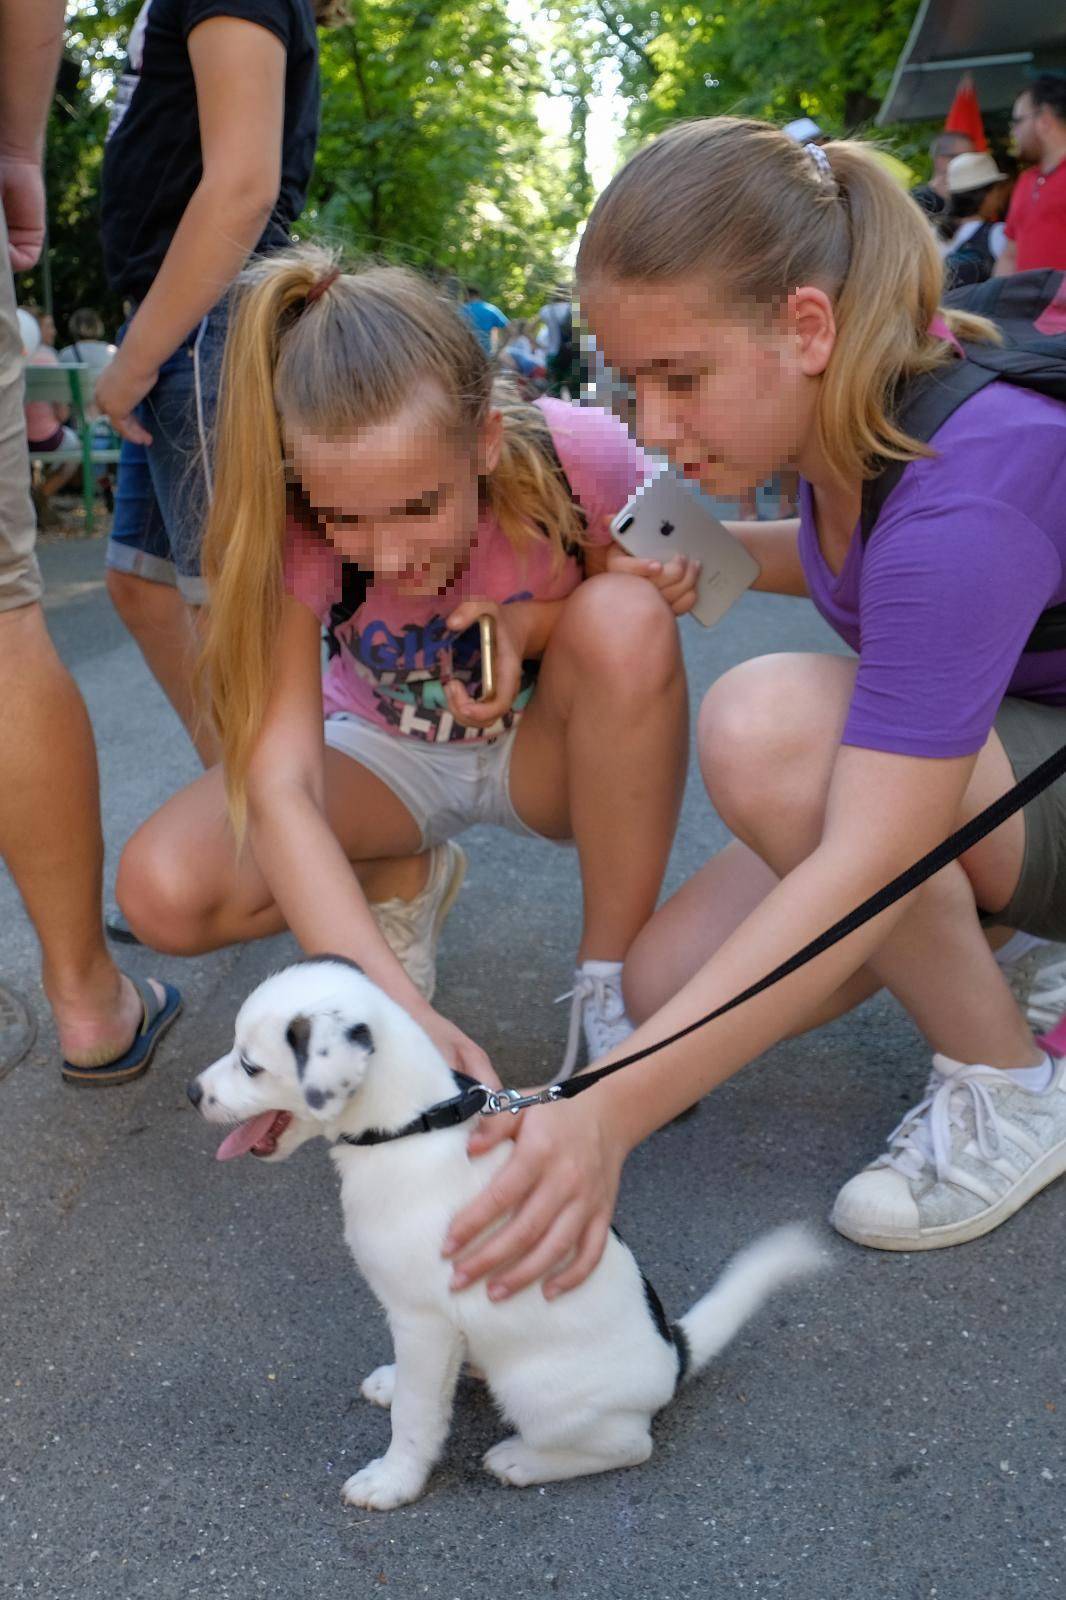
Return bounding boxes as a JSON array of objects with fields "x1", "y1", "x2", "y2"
[{"x1": 943, "y1": 150, "x2": 1012, "y2": 288}]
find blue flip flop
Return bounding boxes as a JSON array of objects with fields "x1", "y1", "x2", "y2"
[{"x1": 61, "y1": 974, "x2": 183, "y2": 1087}]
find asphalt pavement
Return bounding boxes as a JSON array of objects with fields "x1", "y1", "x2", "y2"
[{"x1": 1, "y1": 533, "x2": 1062, "y2": 1600}]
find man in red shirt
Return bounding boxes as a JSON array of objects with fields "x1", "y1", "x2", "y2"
[{"x1": 997, "y1": 74, "x2": 1066, "y2": 274}]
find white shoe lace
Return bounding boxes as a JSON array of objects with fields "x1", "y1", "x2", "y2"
[
  {"x1": 553, "y1": 968, "x2": 632, "y2": 1083},
  {"x1": 881, "y1": 1065, "x2": 1007, "y2": 1184}
]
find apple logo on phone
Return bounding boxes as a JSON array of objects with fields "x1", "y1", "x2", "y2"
[{"x1": 659, "y1": 520, "x2": 674, "y2": 538}]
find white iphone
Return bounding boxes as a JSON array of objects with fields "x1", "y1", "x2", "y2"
[{"x1": 610, "y1": 468, "x2": 761, "y2": 627}]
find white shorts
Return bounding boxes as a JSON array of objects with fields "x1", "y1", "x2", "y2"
[{"x1": 324, "y1": 714, "x2": 566, "y2": 853}]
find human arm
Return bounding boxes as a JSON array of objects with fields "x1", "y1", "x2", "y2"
[
  {"x1": 245, "y1": 595, "x2": 496, "y2": 1082},
  {"x1": 993, "y1": 237, "x2": 1018, "y2": 278},
  {"x1": 443, "y1": 740, "x2": 980, "y2": 1296},
  {"x1": 0, "y1": 0, "x2": 65, "y2": 270},
  {"x1": 94, "y1": 14, "x2": 287, "y2": 443},
  {"x1": 442, "y1": 595, "x2": 565, "y2": 730},
  {"x1": 994, "y1": 186, "x2": 1021, "y2": 279},
  {"x1": 724, "y1": 518, "x2": 807, "y2": 596}
]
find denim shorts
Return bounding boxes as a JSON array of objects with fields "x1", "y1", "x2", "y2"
[{"x1": 106, "y1": 302, "x2": 228, "y2": 604}]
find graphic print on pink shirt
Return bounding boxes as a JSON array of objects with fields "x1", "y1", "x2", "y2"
[{"x1": 284, "y1": 397, "x2": 647, "y2": 744}]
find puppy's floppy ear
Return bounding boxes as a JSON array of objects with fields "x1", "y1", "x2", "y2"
[
  {"x1": 286, "y1": 1015, "x2": 312, "y2": 1080},
  {"x1": 295, "y1": 1011, "x2": 374, "y2": 1118}
]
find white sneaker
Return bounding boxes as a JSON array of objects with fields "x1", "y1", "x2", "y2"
[
  {"x1": 831, "y1": 1052, "x2": 1066, "y2": 1251},
  {"x1": 369, "y1": 841, "x2": 467, "y2": 1004},
  {"x1": 1000, "y1": 943, "x2": 1066, "y2": 1036},
  {"x1": 553, "y1": 960, "x2": 634, "y2": 1083}
]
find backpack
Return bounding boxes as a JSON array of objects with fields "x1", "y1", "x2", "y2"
[
  {"x1": 944, "y1": 221, "x2": 997, "y2": 289},
  {"x1": 860, "y1": 270, "x2": 1066, "y2": 652}
]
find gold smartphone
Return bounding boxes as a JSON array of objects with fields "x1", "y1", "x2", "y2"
[{"x1": 479, "y1": 613, "x2": 497, "y2": 701}]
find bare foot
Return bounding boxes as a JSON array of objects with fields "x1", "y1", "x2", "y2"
[{"x1": 46, "y1": 964, "x2": 167, "y2": 1067}]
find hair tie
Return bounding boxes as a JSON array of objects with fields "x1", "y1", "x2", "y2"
[
  {"x1": 804, "y1": 141, "x2": 833, "y2": 180},
  {"x1": 305, "y1": 267, "x2": 341, "y2": 305}
]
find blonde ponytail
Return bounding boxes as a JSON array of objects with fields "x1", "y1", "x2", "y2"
[
  {"x1": 814, "y1": 141, "x2": 998, "y2": 479},
  {"x1": 201, "y1": 247, "x2": 334, "y2": 837},
  {"x1": 488, "y1": 380, "x2": 585, "y2": 561},
  {"x1": 577, "y1": 117, "x2": 1000, "y2": 485}
]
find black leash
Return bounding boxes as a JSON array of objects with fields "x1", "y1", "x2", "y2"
[{"x1": 339, "y1": 737, "x2": 1066, "y2": 1145}]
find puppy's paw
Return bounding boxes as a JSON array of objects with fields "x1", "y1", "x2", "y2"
[
  {"x1": 341, "y1": 1457, "x2": 426, "y2": 1511},
  {"x1": 483, "y1": 1437, "x2": 541, "y2": 1488},
  {"x1": 360, "y1": 1364, "x2": 396, "y2": 1409}
]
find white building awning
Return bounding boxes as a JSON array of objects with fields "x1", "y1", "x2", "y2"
[{"x1": 877, "y1": 0, "x2": 1066, "y2": 125}]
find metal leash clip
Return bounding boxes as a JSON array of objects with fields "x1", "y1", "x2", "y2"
[{"x1": 481, "y1": 1085, "x2": 565, "y2": 1116}]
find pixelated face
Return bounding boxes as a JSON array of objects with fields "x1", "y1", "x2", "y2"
[
  {"x1": 286, "y1": 390, "x2": 502, "y2": 596},
  {"x1": 583, "y1": 276, "x2": 821, "y2": 498}
]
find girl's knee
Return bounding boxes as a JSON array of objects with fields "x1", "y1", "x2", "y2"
[
  {"x1": 698, "y1": 654, "x2": 848, "y2": 826},
  {"x1": 116, "y1": 828, "x2": 214, "y2": 956},
  {"x1": 699, "y1": 658, "x2": 797, "y2": 786},
  {"x1": 561, "y1": 573, "x2": 680, "y2": 684}
]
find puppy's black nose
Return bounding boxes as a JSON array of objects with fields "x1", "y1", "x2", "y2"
[{"x1": 186, "y1": 1080, "x2": 204, "y2": 1109}]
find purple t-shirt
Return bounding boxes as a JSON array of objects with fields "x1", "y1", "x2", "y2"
[{"x1": 799, "y1": 382, "x2": 1066, "y2": 758}]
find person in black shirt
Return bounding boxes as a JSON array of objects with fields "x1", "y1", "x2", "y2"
[
  {"x1": 910, "y1": 129, "x2": 975, "y2": 239},
  {"x1": 95, "y1": 0, "x2": 340, "y2": 766}
]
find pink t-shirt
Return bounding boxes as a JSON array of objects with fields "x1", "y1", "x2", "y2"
[{"x1": 284, "y1": 397, "x2": 647, "y2": 743}]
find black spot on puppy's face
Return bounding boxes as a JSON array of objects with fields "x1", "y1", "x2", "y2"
[
  {"x1": 346, "y1": 1022, "x2": 374, "y2": 1054},
  {"x1": 286, "y1": 1015, "x2": 312, "y2": 1080}
]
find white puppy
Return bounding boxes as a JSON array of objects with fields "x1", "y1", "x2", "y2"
[{"x1": 189, "y1": 957, "x2": 822, "y2": 1510}]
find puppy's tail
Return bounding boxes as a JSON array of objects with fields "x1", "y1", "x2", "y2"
[{"x1": 674, "y1": 1223, "x2": 824, "y2": 1382}]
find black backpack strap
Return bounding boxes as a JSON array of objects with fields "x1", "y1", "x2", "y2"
[
  {"x1": 325, "y1": 563, "x2": 371, "y2": 660},
  {"x1": 860, "y1": 359, "x2": 999, "y2": 542}
]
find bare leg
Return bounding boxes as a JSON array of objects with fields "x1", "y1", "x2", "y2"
[
  {"x1": 0, "y1": 604, "x2": 163, "y2": 1062},
  {"x1": 624, "y1": 839, "x2": 879, "y2": 1028},
  {"x1": 41, "y1": 461, "x2": 78, "y2": 498},
  {"x1": 105, "y1": 570, "x2": 219, "y2": 766},
  {"x1": 699, "y1": 654, "x2": 1039, "y2": 1070},
  {"x1": 116, "y1": 748, "x2": 427, "y2": 955},
  {"x1": 508, "y1": 574, "x2": 688, "y2": 962}
]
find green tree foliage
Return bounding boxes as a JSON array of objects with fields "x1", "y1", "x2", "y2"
[
  {"x1": 18, "y1": 0, "x2": 940, "y2": 331},
  {"x1": 307, "y1": 2, "x2": 574, "y2": 307},
  {"x1": 19, "y1": 0, "x2": 576, "y2": 329},
  {"x1": 554, "y1": 0, "x2": 930, "y2": 163}
]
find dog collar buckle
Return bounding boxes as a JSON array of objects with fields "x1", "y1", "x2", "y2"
[{"x1": 482, "y1": 1085, "x2": 564, "y2": 1116}]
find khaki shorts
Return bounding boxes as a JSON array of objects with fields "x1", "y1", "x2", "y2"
[
  {"x1": 323, "y1": 713, "x2": 567, "y2": 854},
  {"x1": 990, "y1": 695, "x2": 1066, "y2": 940},
  {"x1": 0, "y1": 204, "x2": 42, "y2": 613}
]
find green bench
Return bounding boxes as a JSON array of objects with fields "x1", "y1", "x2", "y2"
[{"x1": 22, "y1": 361, "x2": 122, "y2": 535}]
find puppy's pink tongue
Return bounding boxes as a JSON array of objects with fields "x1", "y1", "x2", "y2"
[{"x1": 216, "y1": 1112, "x2": 280, "y2": 1162}]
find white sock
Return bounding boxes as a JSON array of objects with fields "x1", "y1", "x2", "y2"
[
  {"x1": 578, "y1": 958, "x2": 624, "y2": 977},
  {"x1": 1003, "y1": 1053, "x2": 1055, "y2": 1093},
  {"x1": 994, "y1": 931, "x2": 1048, "y2": 967}
]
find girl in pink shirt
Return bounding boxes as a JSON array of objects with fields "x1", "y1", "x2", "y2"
[{"x1": 118, "y1": 247, "x2": 699, "y2": 1082}]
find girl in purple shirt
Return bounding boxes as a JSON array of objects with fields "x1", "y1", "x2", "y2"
[{"x1": 446, "y1": 117, "x2": 1066, "y2": 1307}]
